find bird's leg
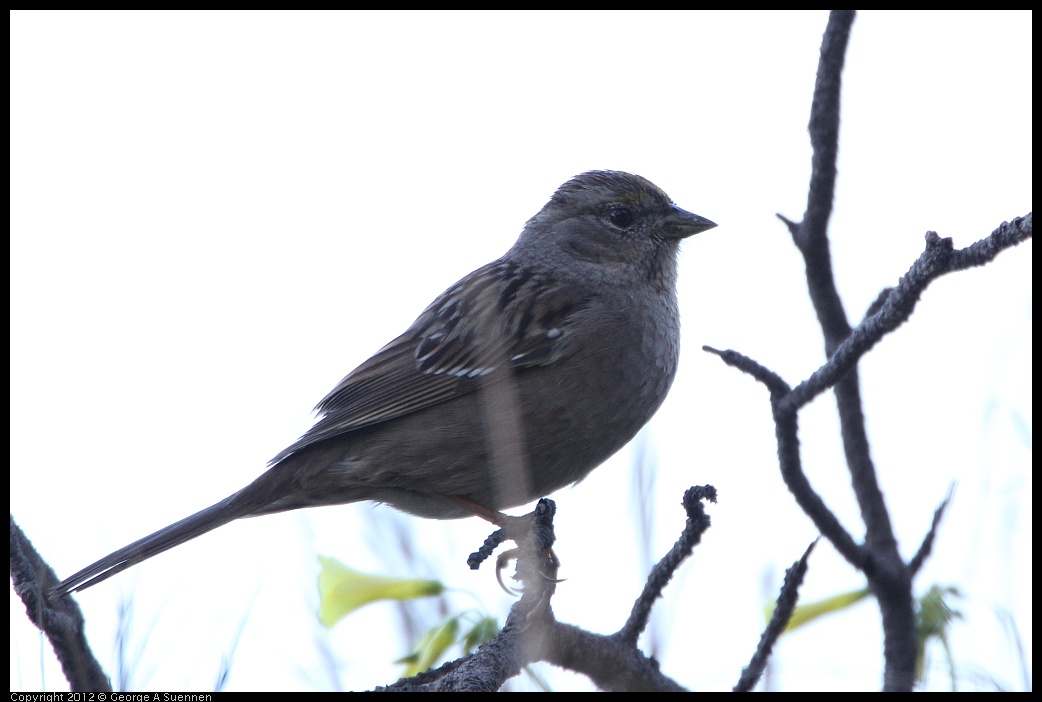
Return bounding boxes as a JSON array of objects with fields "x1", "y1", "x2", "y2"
[
  {"x1": 444, "y1": 495, "x2": 514, "y2": 528},
  {"x1": 449, "y1": 496, "x2": 561, "y2": 594},
  {"x1": 449, "y1": 495, "x2": 522, "y2": 589}
]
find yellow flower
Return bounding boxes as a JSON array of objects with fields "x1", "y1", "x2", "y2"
[{"x1": 317, "y1": 555, "x2": 445, "y2": 628}]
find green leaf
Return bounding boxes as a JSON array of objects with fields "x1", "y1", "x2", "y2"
[
  {"x1": 915, "y1": 585, "x2": 963, "y2": 688},
  {"x1": 397, "y1": 617, "x2": 461, "y2": 677},
  {"x1": 767, "y1": 587, "x2": 870, "y2": 632},
  {"x1": 461, "y1": 616, "x2": 499, "y2": 654}
]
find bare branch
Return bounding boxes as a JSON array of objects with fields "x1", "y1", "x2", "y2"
[
  {"x1": 909, "y1": 485, "x2": 956, "y2": 576},
  {"x1": 618, "y1": 485, "x2": 716, "y2": 645},
  {"x1": 9, "y1": 515, "x2": 111, "y2": 692},
  {"x1": 735, "y1": 539, "x2": 818, "y2": 692},
  {"x1": 785, "y1": 216, "x2": 1033, "y2": 414}
]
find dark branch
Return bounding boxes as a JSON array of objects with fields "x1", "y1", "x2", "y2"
[
  {"x1": 381, "y1": 499, "x2": 560, "y2": 691},
  {"x1": 792, "y1": 11, "x2": 904, "y2": 625},
  {"x1": 735, "y1": 539, "x2": 818, "y2": 692},
  {"x1": 793, "y1": 10, "x2": 857, "y2": 356},
  {"x1": 617, "y1": 485, "x2": 716, "y2": 645},
  {"x1": 10, "y1": 515, "x2": 112, "y2": 692},
  {"x1": 703, "y1": 346, "x2": 866, "y2": 568},
  {"x1": 784, "y1": 215, "x2": 1033, "y2": 414},
  {"x1": 547, "y1": 622, "x2": 687, "y2": 692},
  {"x1": 702, "y1": 346, "x2": 790, "y2": 398},
  {"x1": 381, "y1": 489, "x2": 722, "y2": 691},
  {"x1": 723, "y1": 7, "x2": 1027, "y2": 689},
  {"x1": 772, "y1": 398, "x2": 867, "y2": 569},
  {"x1": 909, "y1": 485, "x2": 956, "y2": 576}
]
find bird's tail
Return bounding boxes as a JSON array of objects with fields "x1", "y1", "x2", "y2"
[{"x1": 51, "y1": 492, "x2": 252, "y2": 596}]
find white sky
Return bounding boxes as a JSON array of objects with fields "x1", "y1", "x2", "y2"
[{"x1": 10, "y1": 10, "x2": 1031, "y2": 692}]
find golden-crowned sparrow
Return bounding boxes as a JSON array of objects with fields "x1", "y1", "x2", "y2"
[{"x1": 54, "y1": 170, "x2": 716, "y2": 595}]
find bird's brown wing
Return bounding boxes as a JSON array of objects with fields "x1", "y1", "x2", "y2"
[{"x1": 269, "y1": 260, "x2": 592, "y2": 464}]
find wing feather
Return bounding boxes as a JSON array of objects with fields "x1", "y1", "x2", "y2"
[{"x1": 270, "y1": 260, "x2": 592, "y2": 464}]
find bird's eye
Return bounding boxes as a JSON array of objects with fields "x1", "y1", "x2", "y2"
[{"x1": 609, "y1": 207, "x2": 634, "y2": 228}]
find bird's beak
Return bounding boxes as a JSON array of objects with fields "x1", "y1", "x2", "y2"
[{"x1": 661, "y1": 205, "x2": 717, "y2": 240}]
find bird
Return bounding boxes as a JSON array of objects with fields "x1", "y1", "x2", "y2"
[{"x1": 52, "y1": 170, "x2": 717, "y2": 596}]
